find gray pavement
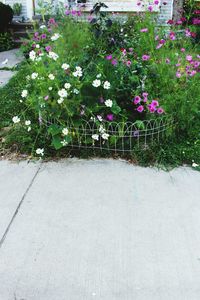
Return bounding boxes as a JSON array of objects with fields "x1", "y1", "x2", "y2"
[
  {"x1": 0, "y1": 49, "x2": 24, "y2": 69},
  {"x1": 0, "y1": 49, "x2": 24, "y2": 87},
  {"x1": 0, "y1": 70, "x2": 16, "y2": 87},
  {"x1": 0, "y1": 159, "x2": 200, "y2": 300}
]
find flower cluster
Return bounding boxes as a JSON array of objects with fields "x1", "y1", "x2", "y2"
[{"x1": 133, "y1": 93, "x2": 164, "y2": 114}]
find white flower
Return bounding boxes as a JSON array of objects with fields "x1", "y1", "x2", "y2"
[
  {"x1": 105, "y1": 99, "x2": 113, "y2": 107},
  {"x1": 64, "y1": 83, "x2": 71, "y2": 89},
  {"x1": 12, "y1": 116, "x2": 20, "y2": 124},
  {"x1": 36, "y1": 44, "x2": 40, "y2": 48},
  {"x1": 61, "y1": 140, "x2": 68, "y2": 146},
  {"x1": 103, "y1": 81, "x2": 111, "y2": 90},
  {"x1": 62, "y1": 128, "x2": 69, "y2": 136},
  {"x1": 25, "y1": 120, "x2": 31, "y2": 126},
  {"x1": 96, "y1": 74, "x2": 102, "y2": 78},
  {"x1": 97, "y1": 115, "x2": 103, "y2": 122},
  {"x1": 31, "y1": 72, "x2": 38, "y2": 79},
  {"x1": 62, "y1": 63, "x2": 70, "y2": 70},
  {"x1": 29, "y1": 50, "x2": 36, "y2": 61},
  {"x1": 92, "y1": 79, "x2": 101, "y2": 87},
  {"x1": 27, "y1": 126, "x2": 31, "y2": 132},
  {"x1": 73, "y1": 69, "x2": 83, "y2": 77},
  {"x1": 36, "y1": 148, "x2": 44, "y2": 156},
  {"x1": 57, "y1": 98, "x2": 64, "y2": 104},
  {"x1": 40, "y1": 25, "x2": 46, "y2": 29},
  {"x1": 192, "y1": 163, "x2": 199, "y2": 168},
  {"x1": 49, "y1": 87, "x2": 53, "y2": 91},
  {"x1": 21, "y1": 90, "x2": 28, "y2": 98},
  {"x1": 58, "y1": 89, "x2": 68, "y2": 98},
  {"x1": 35, "y1": 57, "x2": 42, "y2": 62},
  {"x1": 48, "y1": 74, "x2": 55, "y2": 80},
  {"x1": 73, "y1": 88, "x2": 79, "y2": 94},
  {"x1": 51, "y1": 33, "x2": 60, "y2": 41},
  {"x1": 48, "y1": 51, "x2": 59, "y2": 61},
  {"x1": 92, "y1": 134, "x2": 99, "y2": 141},
  {"x1": 102, "y1": 133, "x2": 110, "y2": 140},
  {"x1": 76, "y1": 66, "x2": 82, "y2": 71},
  {"x1": 99, "y1": 125, "x2": 105, "y2": 134}
]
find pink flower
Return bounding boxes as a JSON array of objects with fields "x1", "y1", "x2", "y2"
[
  {"x1": 151, "y1": 100, "x2": 159, "y2": 107},
  {"x1": 126, "y1": 60, "x2": 132, "y2": 67},
  {"x1": 142, "y1": 54, "x2": 150, "y2": 61},
  {"x1": 157, "y1": 107, "x2": 164, "y2": 114},
  {"x1": 133, "y1": 96, "x2": 141, "y2": 104},
  {"x1": 186, "y1": 55, "x2": 193, "y2": 62},
  {"x1": 137, "y1": 105, "x2": 144, "y2": 112},
  {"x1": 44, "y1": 95, "x2": 49, "y2": 101},
  {"x1": 154, "y1": 0, "x2": 159, "y2": 4},
  {"x1": 142, "y1": 92, "x2": 148, "y2": 98},
  {"x1": 189, "y1": 70, "x2": 197, "y2": 77},
  {"x1": 140, "y1": 28, "x2": 148, "y2": 32},
  {"x1": 181, "y1": 48, "x2": 185, "y2": 52},
  {"x1": 165, "y1": 58, "x2": 170, "y2": 64},
  {"x1": 176, "y1": 72, "x2": 181, "y2": 78}
]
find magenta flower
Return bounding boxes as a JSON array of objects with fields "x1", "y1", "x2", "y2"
[
  {"x1": 134, "y1": 96, "x2": 141, "y2": 105},
  {"x1": 137, "y1": 2, "x2": 141, "y2": 6},
  {"x1": 107, "y1": 114, "x2": 114, "y2": 121},
  {"x1": 140, "y1": 28, "x2": 148, "y2": 32},
  {"x1": 148, "y1": 5, "x2": 153, "y2": 11},
  {"x1": 154, "y1": 0, "x2": 159, "y2": 4},
  {"x1": 45, "y1": 45, "x2": 52, "y2": 52},
  {"x1": 142, "y1": 92, "x2": 148, "y2": 98},
  {"x1": 106, "y1": 54, "x2": 113, "y2": 60},
  {"x1": 176, "y1": 72, "x2": 181, "y2": 78},
  {"x1": 169, "y1": 31, "x2": 176, "y2": 40},
  {"x1": 137, "y1": 105, "x2": 144, "y2": 113},
  {"x1": 148, "y1": 105, "x2": 156, "y2": 113},
  {"x1": 157, "y1": 107, "x2": 164, "y2": 114},
  {"x1": 181, "y1": 48, "x2": 185, "y2": 52},
  {"x1": 142, "y1": 54, "x2": 150, "y2": 61},
  {"x1": 41, "y1": 33, "x2": 47, "y2": 39},
  {"x1": 111, "y1": 59, "x2": 118, "y2": 66}
]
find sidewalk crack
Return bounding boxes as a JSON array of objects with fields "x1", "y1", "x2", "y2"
[{"x1": 0, "y1": 163, "x2": 42, "y2": 249}]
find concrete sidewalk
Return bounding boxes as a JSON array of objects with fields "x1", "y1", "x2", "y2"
[{"x1": 0, "y1": 159, "x2": 200, "y2": 300}]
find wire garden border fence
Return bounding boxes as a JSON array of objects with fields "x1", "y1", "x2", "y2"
[{"x1": 47, "y1": 116, "x2": 174, "y2": 154}]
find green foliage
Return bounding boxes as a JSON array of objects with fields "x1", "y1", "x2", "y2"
[
  {"x1": 0, "y1": 5, "x2": 199, "y2": 167},
  {"x1": 13, "y1": 3, "x2": 22, "y2": 16},
  {"x1": 0, "y1": 32, "x2": 14, "y2": 52}
]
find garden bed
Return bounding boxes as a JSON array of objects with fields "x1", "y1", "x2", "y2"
[{"x1": 0, "y1": 2, "x2": 199, "y2": 168}]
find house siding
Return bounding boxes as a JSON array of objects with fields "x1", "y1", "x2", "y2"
[
  {"x1": 4, "y1": 0, "x2": 173, "y2": 24},
  {"x1": 4, "y1": 0, "x2": 27, "y2": 16}
]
